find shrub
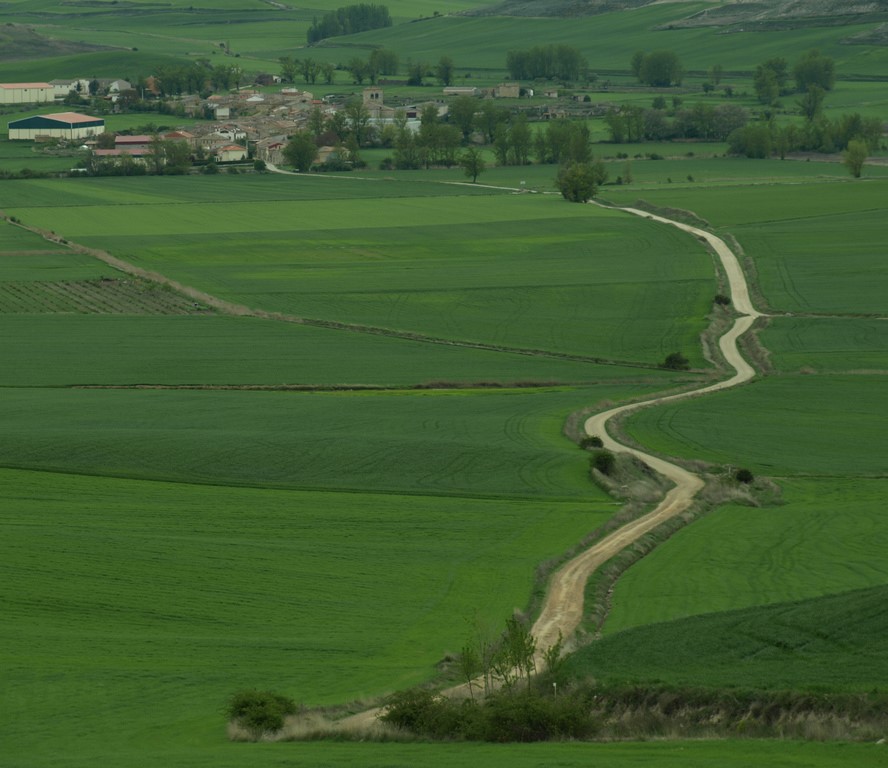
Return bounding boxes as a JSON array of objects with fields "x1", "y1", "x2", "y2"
[
  {"x1": 661, "y1": 352, "x2": 690, "y2": 370},
  {"x1": 580, "y1": 435, "x2": 604, "y2": 449},
  {"x1": 226, "y1": 689, "x2": 298, "y2": 738},
  {"x1": 591, "y1": 449, "x2": 616, "y2": 476},
  {"x1": 735, "y1": 468, "x2": 754, "y2": 484},
  {"x1": 714, "y1": 293, "x2": 731, "y2": 306}
]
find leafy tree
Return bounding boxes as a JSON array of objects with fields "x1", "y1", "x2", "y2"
[
  {"x1": 436, "y1": 56, "x2": 454, "y2": 87},
  {"x1": 449, "y1": 95, "x2": 478, "y2": 141},
  {"x1": 709, "y1": 63, "x2": 723, "y2": 85},
  {"x1": 506, "y1": 44, "x2": 586, "y2": 81},
  {"x1": 459, "y1": 146, "x2": 485, "y2": 183},
  {"x1": 753, "y1": 59, "x2": 786, "y2": 105},
  {"x1": 475, "y1": 101, "x2": 508, "y2": 143},
  {"x1": 591, "y1": 449, "x2": 616, "y2": 476},
  {"x1": 346, "y1": 57, "x2": 369, "y2": 85},
  {"x1": 508, "y1": 113, "x2": 531, "y2": 166},
  {"x1": 299, "y1": 57, "x2": 319, "y2": 85},
  {"x1": 406, "y1": 61, "x2": 426, "y2": 86},
  {"x1": 279, "y1": 55, "x2": 298, "y2": 84},
  {"x1": 798, "y1": 85, "x2": 825, "y2": 121},
  {"x1": 844, "y1": 139, "x2": 868, "y2": 178},
  {"x1": 369, "y1": 48, "x2": 399, "y2": 76},
  {"x1": 635, "y1": 50, "x2": 683, "y2": 87},
  {"x1": 735, "y1": 468, "x2": 754, "y2": 484},
  {"x1": 555, "y1": 162, "x2": 599, "y2": 203},
  {"x1": 283, "y1": 132, "x2": 318, "y2": 171},
  {"x1": 794, "y1": 50, "x2": 835, "y2": 93}
]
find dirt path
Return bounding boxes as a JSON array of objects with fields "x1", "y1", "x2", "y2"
[
  {"x1": 328, "y1": 205, "x2": 764, "y2": 734},
  {"x1": 532, "y1": 205, "x2": 762, "y2": 657}
]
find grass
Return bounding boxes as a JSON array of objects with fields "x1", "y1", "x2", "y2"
[
  {"x1": 621, "y1": 374, "x2": 888, "y2": 476},
  {"x1": 602, "y1": 478, "x2": 888, "y2": 635},
  {"x1": 0, "y1": 315, "x2": 685, "y2": 386},
  {"x1": 566, "y1": 583, "x2": 888, "y2": 692},
  {"x1": 6, "y1": 177, "x2": 716, "y2": 366},
  {"x1": 758, "y1": 317, "x2": 888, "y2": 373},
  {"x1": 0, "y1": 467, "x2": 612, "y2": 765},
  {"x1": 0, "y1": 384, "x2": 652, "y2": 497}
]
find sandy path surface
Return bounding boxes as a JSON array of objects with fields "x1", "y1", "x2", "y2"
[
  {"x1": 333, "y1": 205, "x2": 763, "y2": 732},
  {"x1": 532, "y1": 206, "x2": 762, "y2": 656}
]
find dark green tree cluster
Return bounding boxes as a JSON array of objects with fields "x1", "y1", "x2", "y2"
[
  {"x1": 605, "y1": 103, "x2": 748, "y2": 143},
  {"x1": 506, "y1": 44, "x2": 587, "y2": 82},
  {"x1": 728, "y1": 111, "x2": 881, "y2": 158},
  {"x1": 630, "y1": 50, "x2": 683, "y2": 87},
  {"x1": 343, "y1": 48, "x2": 400, "y2": 84},
  {"x1": 392, "y1": 105, "x2": 462, "y2": 169},
  {"x1": 533, "y1": 120, "x2": 592, "y2": 165},
  {"x1": 306, "y1": 3, "x2": 391, "y2": 44},
  {"x1": 279, "y1": 56, "x2": 335, "y2": 85},
  {"x1": 555, "y1": 161, "x2": 607, "y2": 203},
  {"x1": 150, "y1": 60, "x2": 243, "y2": 96},
  {"x1": 753, "y1": 50, "x2": 835, "y2": 105}
]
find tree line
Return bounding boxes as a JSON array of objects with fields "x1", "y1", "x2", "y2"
[
  {"x1": 506, "y1": 44, "x2": 588, "y2": 82},
  {"x1": 306, "y1": 3, "x2": 392, "y2": 44}
]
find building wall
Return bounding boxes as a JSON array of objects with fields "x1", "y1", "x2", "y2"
[
  {"x1": 8, "y1": 124, "x2": 105, "y2": 141},
  {"x1": 0, "y1": 85, "x2": 54, "y2": 104}
]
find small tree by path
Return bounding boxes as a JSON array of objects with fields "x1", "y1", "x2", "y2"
[
  {"x1": 459, "y1": 147, "x2": 485, "y2": 183},
  {"x1": 662, "y1": 351, "x2": 690, "y2": 370},
  {"x1": 844, "y1": 139, "x2": 868, "y2": 178}
]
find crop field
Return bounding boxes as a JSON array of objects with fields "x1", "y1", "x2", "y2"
[
  {"x1": 0, "y1": 467, "x2": 613, "y2": 764},
  {"x1": 6, "y1": 176, "x2": 716, "y2": 366},
  {"x1": 0, "y1": 384, "x2": 661, "y2": 497},
  {"x1": 758, "y1": 317, "x2": 888, "y2": 373},
  {"x1": 603, "y1": 478, "x2": 888, "y2": 635},
  {"x1": 567, "y1": 582, "x2": 888, "y2": 692},
  {"x1": 622, "y1": 373, "x2": 888, "y2": 476},
  {"x1": 3, "y1": 1, "x2": 888, "y2": 764}
]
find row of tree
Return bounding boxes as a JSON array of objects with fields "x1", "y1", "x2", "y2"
[
  {"x1": 306, "y1": 3, "x2": 391, "y2": 44},
  {"x1": 728, "y1": 111, "x2": 882, "y2": 158},
  {"x1": 605, "y1": 103, "x2": 749, "y2": 142},
  {"x1": 506, "y1": 44, "x2": 588, "y2": 82}
]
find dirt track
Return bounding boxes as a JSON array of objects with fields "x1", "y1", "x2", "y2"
[
  {"x1": 531, "y1": 206, "x2": 762, "y2": 658},
  {"x1": 332, "y1": 205, "x2": 763, "y2": 733}
]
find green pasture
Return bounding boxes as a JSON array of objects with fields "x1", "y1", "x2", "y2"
[
  {"x1": 622, "y1": 373, "x2": 888, "y2": 477},
  {"x1": 7, "y1": 179, "x2": 717, "y2": 366},
  {"x1": 0, "y1": 384, "x2": 645, "y2": 498},
  {"x1": 343, "y1": 6, "x2": 888, "y2": 75},
  {"x1": 0, "y1": 315, "x2": 683, "y2": 386},
  {"x1": 758, "y1": 317, "x2": 888, "y2": 373},
  {"x1": 568, "y1": 583, "x2": 888, "y2": 692},
  {"x1": 0, "y1": 467, "x2": 610, "y2": 765},
  {"x1": 603, "y1": 478, "x2": 888, "y2": 635}
]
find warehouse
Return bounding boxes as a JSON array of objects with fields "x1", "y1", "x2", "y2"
[
  {"x1": 7, "y1": 112, "x2": 105, "y2": 141},
  {"x1": 0, "y1": 82, "x2": 54, "y2": 104}
]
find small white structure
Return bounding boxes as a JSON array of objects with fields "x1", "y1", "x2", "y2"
[
  {"x1": 8, "y1": 112, "x2": 105, "y2": 140},
  {"x1": 0, "y1": 82, "x2": 54, "y2": 104}
]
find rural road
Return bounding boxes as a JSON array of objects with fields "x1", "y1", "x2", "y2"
[
  {"x1": 329, "y1": 204, "x2": 763, "y2": 734},
  {"x1": 530, "y1": 205, "x2": 762, "y2": 658}
]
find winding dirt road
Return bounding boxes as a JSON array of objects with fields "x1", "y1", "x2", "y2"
[
  {"x1": 331, "y1": 205, "x2": 763, "y2": 733},
  {"x1": 531, "y1": 205, "x2": 762, "y2": 659}
]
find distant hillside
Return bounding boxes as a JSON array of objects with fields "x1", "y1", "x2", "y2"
[
  {"x1": 468, "y1": 0, "x2": 888, "y2": 28},
  {"x1": 0, "y1": 24, "x2": 112, "y2": 61}
]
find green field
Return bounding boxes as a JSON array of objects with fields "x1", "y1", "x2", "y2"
[
  {"x1": 603, "y1": 478, "x2": 888, "y2": 635},
  {"x1": 6, "y1": 176, "x2": 717, "y2": 367},
  {"x1": 2, "y1": 0, "x2": 888, "y2": 764},
  {"x1": 567, "y1": 583, "x2": 888, "y2": 692}
]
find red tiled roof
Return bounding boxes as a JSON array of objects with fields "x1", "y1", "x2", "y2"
[{"x1": 44, "y1": 112, "x2": 104, "y2": 124}]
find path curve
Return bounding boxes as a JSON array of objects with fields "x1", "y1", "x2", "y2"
[
  {"x1": 531, "y1": 205, "x2": 762, "y2": 656},
  {"x1": 331, "y1": 204, "x2": 763, "y2": 733}
]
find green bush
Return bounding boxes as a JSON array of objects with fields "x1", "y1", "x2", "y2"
[
  {"x1": 226, "y1": 689, "x2": 298, "y2": 738},
  {"x1": 580, "y1": 435, "x2": 604, "y2": 449},
  {"x1": 591, "y1": 449, "x2": 616, "y2": 476},
  {"x1": 661, "y1": 351, "x2": 690, "y2": 370}
]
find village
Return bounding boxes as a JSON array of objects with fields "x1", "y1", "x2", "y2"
[{"x1": 1, "y1": 76, "x2": 571, "y2": 173}]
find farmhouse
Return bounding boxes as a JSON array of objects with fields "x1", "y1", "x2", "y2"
[
  {"x1": 0, "y1": 82, "x2": 54, "y2": 104},
  {"x1": 216, "y1": 144, "x2": 247, "y2": 162},
  {"x1": 8, "y1": 112, "x2": 105, "y2": 140}
]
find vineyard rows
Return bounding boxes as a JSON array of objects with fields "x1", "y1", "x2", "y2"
[{"x1": 0, "y1": 278, "x2": 213, "y2": 315}]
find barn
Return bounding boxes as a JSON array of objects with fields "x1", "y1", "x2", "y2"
[
  {"x1": 0, "y1": 82, "x2": 54, "y2": 104},
  {"x1": 8, "y1": 112, "x2": 105, "y2": 141}
]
